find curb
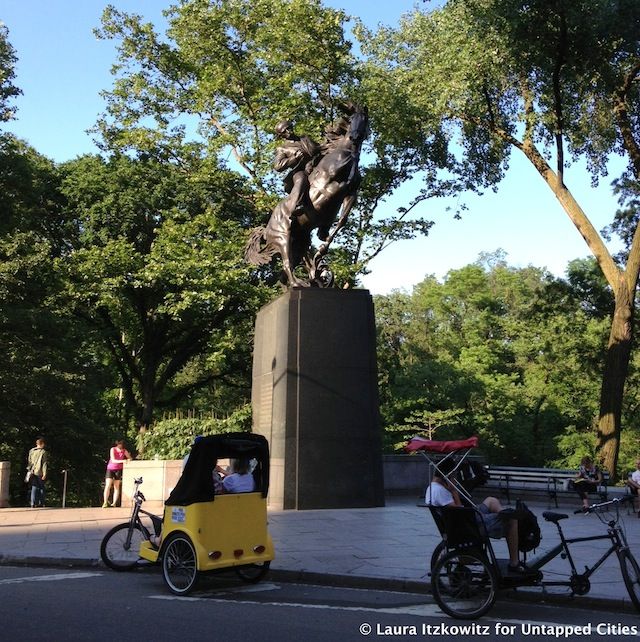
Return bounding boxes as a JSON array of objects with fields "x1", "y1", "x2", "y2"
[{"x1": 0, "y1": 554, "x2": 634, "y2": 614}]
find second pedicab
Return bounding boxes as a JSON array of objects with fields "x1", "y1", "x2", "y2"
[{"x1": 137, "y1": 432, "x2": 275, "y2": 595}]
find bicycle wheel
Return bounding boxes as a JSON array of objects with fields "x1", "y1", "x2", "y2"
[
  {"x1": 162, "y1": 533, "x2": 199, "y2": 596},
  {"x1": 430, "y1": 540, "x2": 446, "y2": 573},
  {"x1": 100, "y1": 522, "x2": 146, "y2": 571},
  {"x1": 619, "y1": 549, "x2": 640, "y2": 612},
  {"x1": 431, "y1": 549, "x2": 497, "y2": 619},
  {"x1": 235, "y1": 561, "x2": 271, "y2": 583}
]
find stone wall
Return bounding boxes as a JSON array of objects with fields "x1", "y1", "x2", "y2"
[
  {"x1": 120, "y1": 459, "x2": 182, "y2": 507},
  {"x1": 119, "y1": 455, "x2": 428, "y2": 507}
]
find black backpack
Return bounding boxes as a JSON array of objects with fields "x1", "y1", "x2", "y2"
[
  {"x1": 516, "y1": 499, "x2": 541, "y2": 552},
  {"x1": 458, "y1": 460, "x2": 490, "y2": 492}
]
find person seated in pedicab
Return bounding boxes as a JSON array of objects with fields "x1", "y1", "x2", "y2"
[
  {"x1": 625, "y1": 458, "x2": 640, "y2": 517},
  {"x1": 573, "y1": 456, "x2": 603, "y2": 509},
  {"x1": 425, "y1": 458, "x2": 527, "y2": 574},
  {"x1": 222, "y1": 457, "x2": 256, "y2": 493}
]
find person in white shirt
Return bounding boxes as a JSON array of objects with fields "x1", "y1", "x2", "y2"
[
  {"x1": 426, "y1": 458, "x2": 525, "y2": 574},
  {"x1": 626, "y1": 459, "x2": 640, "y2": 516},
  {"x1": 222, "y1": 458, "x2": 256, "y2": 493}
]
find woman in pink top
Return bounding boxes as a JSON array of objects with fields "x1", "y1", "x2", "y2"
[{"x1": 102, "y1": 439, "x2": 132, "y2": 508}]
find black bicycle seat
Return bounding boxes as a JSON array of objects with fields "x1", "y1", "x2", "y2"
[{"x1": 543, "y1": 511, "x2": 568, "y2": 523}]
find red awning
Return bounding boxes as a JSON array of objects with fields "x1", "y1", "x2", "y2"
[{"x1": 404, "y1": 436, "x2": 479, "y2": 454}]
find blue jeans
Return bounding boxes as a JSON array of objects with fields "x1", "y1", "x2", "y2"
[{"x1": 30, "y1": 476, "x2": 45, "y2": 507}]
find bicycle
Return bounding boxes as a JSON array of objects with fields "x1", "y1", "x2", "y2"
[
  {"x1": 526, "y1": 496, "x2": 640, "y2": 607},
  {"x1": 100, "y1": 477, "x2": 162, "y2": 571},
  {"x1": 430, "y1": 495, "x2": 640, "y2": 619}
]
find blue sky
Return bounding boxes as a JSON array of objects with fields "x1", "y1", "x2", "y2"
[{"x1": 1, "y1": 1, "x2": 625, "y2": 293}]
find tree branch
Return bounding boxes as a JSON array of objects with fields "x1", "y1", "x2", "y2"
[
  {"x1": 613, "y1": 61, "x2": 640, "y2": 178},
  {"x1": 552, "y1": 10, "x2": 568, "y2": 185}
]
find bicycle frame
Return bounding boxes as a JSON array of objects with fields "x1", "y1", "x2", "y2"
[
  {"x1": 528, "y1": 499, "x2": 632, "y2": 592},
  {"x1": 123, "y1": 478, "x2": 162, "y2": 549},
  {"x1": 530, "y1": 531, "x2": 623, "y2": 588}
]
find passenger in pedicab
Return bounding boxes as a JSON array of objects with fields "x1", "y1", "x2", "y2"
[
  {"x1": 426, "y1": 457, "x2": 528, "y2": 574},
  {"x1": 222, "y1": 458, "x2": 256, "y2": 493}
]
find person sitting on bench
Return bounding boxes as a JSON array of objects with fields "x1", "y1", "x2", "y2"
[
  {"x1": 426, "y1": 458, "x2": 527, "y2": 574},
  {"x1": 626, "y1": 459, "x2": 640, "y2": 517},
  {"x1": 573, "y1": 456, "x2": 603, "y2": 509}
]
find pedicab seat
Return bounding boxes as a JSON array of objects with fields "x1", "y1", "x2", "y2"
[{"x1": 429, "y1": 505, "x2": 489, "y2": 551}]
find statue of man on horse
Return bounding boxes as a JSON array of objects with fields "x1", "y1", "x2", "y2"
[{"x1": 244, "y1": 102, "x2": 369, "y2": 287}]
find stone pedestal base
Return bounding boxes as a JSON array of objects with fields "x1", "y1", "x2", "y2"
[{"x1": 251, "y1": 288, "x2": 384, "y2": 510}]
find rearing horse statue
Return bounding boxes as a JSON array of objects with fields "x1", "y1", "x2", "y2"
[{"x1": 244, "y1": 103, "x2": 369, "y2": 287}]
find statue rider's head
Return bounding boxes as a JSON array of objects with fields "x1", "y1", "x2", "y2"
[{"x1": 275, "y1": 120, "x2": 295, "y2": 139}]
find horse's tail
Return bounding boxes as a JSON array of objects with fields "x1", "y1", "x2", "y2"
[{"x1": 244, "y1": 226, "x2": 276, "y2": 265}]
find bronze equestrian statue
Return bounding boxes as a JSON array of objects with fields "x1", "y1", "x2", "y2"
[{"x1": 244, "y1": 103, "x2": 369, "y2": 287}]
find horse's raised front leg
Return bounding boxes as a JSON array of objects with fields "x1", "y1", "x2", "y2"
[{"x1": 316, "y1": 190, "x2": 357, "y2": 259}]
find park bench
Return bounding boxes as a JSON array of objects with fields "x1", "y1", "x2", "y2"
[{"x1": 487, "y1": 465, "x2": 609, "y2": 508}]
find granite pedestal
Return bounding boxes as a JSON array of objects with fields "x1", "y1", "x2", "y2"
[{"x1": 251, "y1": 288, "x2": 384, "y2": 510}]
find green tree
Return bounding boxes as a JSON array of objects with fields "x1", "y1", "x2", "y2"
[
  {"x1": 93, "y1": 0, "x2": 433, "y2": 286},
  {"x1": 0, "y1": 26, "x2": 113, "y2": 504},
  {"x1": 375, "y1": 257, "x2": 608, "y2": 465},
  {"x1": 361, "y1": 0, "x2": 640, "y2": 474},
  {"x1": 57, "y1": 153, "x2": 270, "y2": 443},
  {"x1": 0, "y1": 24, "x2": 21, "y2": 123},
  {"x1": 0, "y1": 135, "x2": 113, "y2": 504}
]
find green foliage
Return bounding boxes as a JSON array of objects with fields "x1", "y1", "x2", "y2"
[
  {"x1": 362, "y1": 0, "x2": 640, "y2": 472},
  {"x1": 0, "y1": 25, "x2": 21, "y2": 123},
  {"x1": 617, "y1": 429, "x2": 640, "y2": 480},
  {"x1": 0, "y1": 135, "x2": 116, "y2": 505},
  {"x1": 375, "y1": 255, "x2": 611, "y2": 466},
  {"x1": 552, "y1": 426, "x2": 598, "y2": 470},
  {"x1": 5, "y1": 1, "x2": 640, "y2": 500},
  {"x1": 386, "y1": 407, "x2": 466, "y2": 451},
  {"x1": 139, "y1": 405, "x2": 252, "y2": 459},
  {"x1": 556, "y1": 426, "x2": 640, "y2": 482},
  {"x1": 95, "y1": 0, "x2": 356, "y2": 185},
  {"x1": 360, "y1": 0, "x2": 640, "y2": 186},
  {"x1": 56, "y1": 153, "x2": 271, "y2": 431}
]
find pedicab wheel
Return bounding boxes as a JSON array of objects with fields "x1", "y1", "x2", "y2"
[
  {"x1": 162, "y1": 533, "x2": 199, "y2": 596},
  {"x1": 100, "y1": 522, "x2": 145, "y2": 571},
  {"x1": 235, "y1": 561, "x2": 271, "y2": 584},
  {"x1": 431, "y1": 549, "x2": 497, "y2": 619},
  {"x1": 619, "y1": 549, "x2": 640, "y2": 611},
  {"x1": 430, "y1": 541, "x2": 446, "y2": 573}
]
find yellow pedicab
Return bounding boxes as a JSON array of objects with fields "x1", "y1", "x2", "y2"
[{"x1": 139, "y1": 432, "x2": 275, "y2": 595}]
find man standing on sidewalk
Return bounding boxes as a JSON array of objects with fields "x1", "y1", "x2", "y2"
[{"x1": 27, "y1": 437, "x2": 48, "y2": 508}]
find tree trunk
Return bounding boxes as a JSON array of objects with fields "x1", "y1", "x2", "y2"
[
  {"x1": 597, "y1": 278, "x2": 634, "y2": 477},
  {"x1": 136, "y1": 377, "x2": 156, "y2": 456},
  {"x1": 517, "y1": 143, "x2": 640, "y2": 476}
]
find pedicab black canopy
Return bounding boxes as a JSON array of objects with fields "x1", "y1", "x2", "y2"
[{"x1": 165, "y1": 432, "x2": 269, "y2": 506}]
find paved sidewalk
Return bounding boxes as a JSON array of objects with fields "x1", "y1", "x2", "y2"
[{"x1": 0, "y1": 496, "x2": 638, "y2": 611}]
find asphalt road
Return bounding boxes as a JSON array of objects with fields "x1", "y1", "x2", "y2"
[{"x1": 2, "y1": 565, "x2": 639, "y2": 641}]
